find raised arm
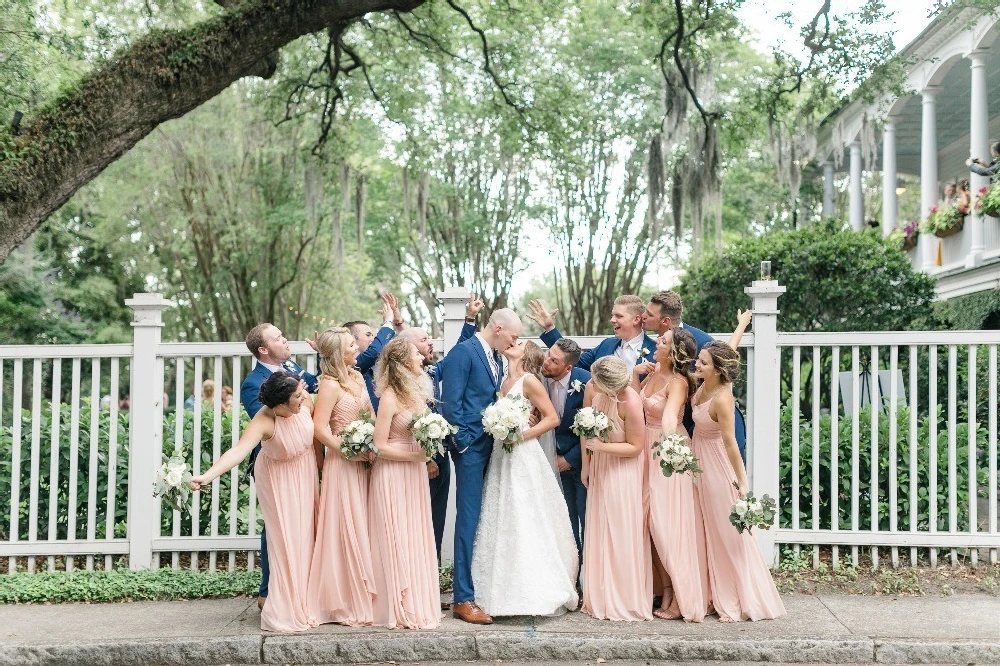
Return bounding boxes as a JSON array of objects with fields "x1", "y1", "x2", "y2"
[
  {"x1": 191, "y1": 412, "x2": 273, "y2": 488},
  {"x1": 630, "y1": 361, "x2": 656, "y2": 391},
  {"x1": 520, "y1": 375, "x2": 560, "y2": 441},
  {"x1": 373, "y1": 391, "x2": 426, "y2": 463},
  {"x1": 727, "y1": 309, "x2": 753, "y2": 350},
  {"x1": 660, "y1": 376, "x2": 689, "y2": 437}
]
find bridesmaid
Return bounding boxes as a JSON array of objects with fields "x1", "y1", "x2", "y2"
[
  {"x1": 308, "y1": 327, "x2": 376, "y2": 626},
  {"x1": 631, "y1": 328, "x2": 708, "y2": 622},
  {"x1": 690, "y1": 310, "x2": 785, "y2": 622},
  {"x1": 369, "y1": 338, "x2": 441, "y2": 629},
  {"x1": 580, "y1": 356, "x2": 652, "y2": 622},
  {"x1": 190, "y1": 372, "x2": 318, "y2": 632}
]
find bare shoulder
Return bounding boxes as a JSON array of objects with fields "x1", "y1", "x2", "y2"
[{"x1": 522, "y1": 373, "x2": 545, "y2": 393}]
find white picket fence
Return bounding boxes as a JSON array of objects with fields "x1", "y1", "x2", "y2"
[{"x1": 0, "y1": 286, "x2": 997, "y2": 573}]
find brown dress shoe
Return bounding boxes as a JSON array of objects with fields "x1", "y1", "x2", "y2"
[{"x1": 452, "y1": 601, "x2": 493, "y2": 624}]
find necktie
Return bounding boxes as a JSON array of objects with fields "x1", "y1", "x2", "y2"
[
  {"x1": 548, "y1": 380, "x2": 565, "y2": 417},
  {"x1": 489, "y1": 350, "x2": 500, "y2": 383}
]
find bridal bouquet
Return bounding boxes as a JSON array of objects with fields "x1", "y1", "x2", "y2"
[
  {"x1": 341, "y1": 411, "x2": 378, "y2": 466},
  {"x1": 729, "y1": 484, "x2": 777, "y2": 534},
  {"x1": 411, "y1": 411, "x2": 458, "y2": 459},
  {"x1": 571, "y1": 407, "x2": 610, "y2": 454},
  {"x1": 653, "y1": 432, "x2": 701, "y2": 477},
  {"x1": 154, "y1": 451, "x2": 193, "y2": 512},
  {"x1": 482, "y1": 395, "x2": 532, "y2": 453}
]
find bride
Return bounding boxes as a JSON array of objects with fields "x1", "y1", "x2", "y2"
[{"x1": 471, "y1": 340, "x2": 580, "y2": 616}]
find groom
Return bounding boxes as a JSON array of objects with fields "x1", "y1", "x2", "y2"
[{"x1": 440, "y1": 308, "x2": 522, "y2": 625}]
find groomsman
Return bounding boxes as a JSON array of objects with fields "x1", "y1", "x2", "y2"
[
  {"x1": 343, "y1": 292, "x2": 404, "y2": 410},
  {"x1": 642, "y1": 290, "x2": 747, "y2": 460},
  {"x1": 540, "y1": 338, "x2": 591, "y2": 561},
  {"x1": 240, "y1": 323, "x2": 319, "y2": 609},
  {"x1": 529, "y1": 294, "x2": 656, "y2": 372}
]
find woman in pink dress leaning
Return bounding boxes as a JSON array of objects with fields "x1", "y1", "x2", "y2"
[
  {"x1": 369, "y1": 338, "x2": 441, "y2": 629},
  {"x1": 690, "y1": 310, "x2": 785, "y2": 622},
  {"x1": 307, "y1": 327, "x2": 376, "y2": 626},
  {"x1": 190, "y1": 372, "x2": 319, "y2": 633},
  {"x1": 631, "y1": 327, "x2": 709, "y2": 622},
  {"x1": 580, "y1": 356, "x2": 652, "y2": 622}
]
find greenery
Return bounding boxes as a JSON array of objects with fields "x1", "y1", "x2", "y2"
[
  {"x1": 678, "y1": 220, "x2": 938, "y2": 334},
  {"x1": 920, "y1": 202, "x2": 966, "y2": 236},
  {"x1": 940, "y1": 289, "x2": 1000, "y2": 330},
  {"x1": 974, "y1": 182, "x2": 1000, "y2": 218}
]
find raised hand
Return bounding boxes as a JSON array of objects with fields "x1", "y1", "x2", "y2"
[
  {"x1": 736, "y1": 309, "x2": 753, "y2": 329},
  {"x1": 633, "y1": 361, "x2": 656, "y2": 377},
  {"x1": 305, "y1": 330, "x2": 320, "y2": 352},
  {"x1": 527, "y1": 300, "x2": 557, "y2": 331},
  {"x1": 378, "y1": 299, "x2": 393, "y2": 323},
  {"x1": 466, "y1": 293, "x2": 485, "y2": 319},
  {"x1": 383, "y1": 291, "x2": 404, "y2": 328}
]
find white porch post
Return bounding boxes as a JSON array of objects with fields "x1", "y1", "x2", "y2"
[
  {"x1": 744, "y1": 279, "x2": 786, "y2": 567},
  {"x1": 849, "y1": 141, "x2": 864, "y2": 231},
  {"x1": 822, "y1": 160, "x2": 836, "y2": 218},
  {"x1": 438, "y1": 287, "x2": 471, "y2": 356},
  {"x1": 125, "y1": 293, "x2": 173, "y2": 570},
  {"x1": 882, "y1": 119, "x2": 898, "y2": 236},
  {"x1": 920, "y1": 86, "x2": 940, "y2": 271},
  {"x1": 968, "y1": 49, "x2": 989, "y2": 267}
]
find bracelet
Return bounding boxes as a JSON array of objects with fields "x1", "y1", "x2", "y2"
[{"x1": 465, "y1": 316, "x2": 476, "y2": 322}]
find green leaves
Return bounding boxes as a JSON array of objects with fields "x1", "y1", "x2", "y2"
[{"x1": 0, "y1": 568, "x2": 260, "y2": 603}]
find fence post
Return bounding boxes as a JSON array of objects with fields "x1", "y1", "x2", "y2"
[
  {"x1": 744, "y1": 279, "x2": 785, "y2": 567},
  {"x1": 438, "y1": 287, "x2": 471, "y2": 357},
  {"x1": 125, "y1": 293, "x2": 173, "y2": 570}
]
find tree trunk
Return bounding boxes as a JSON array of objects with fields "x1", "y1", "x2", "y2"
[{"x1": 0, "y1": 0, "x2": 426, "y2": 263}]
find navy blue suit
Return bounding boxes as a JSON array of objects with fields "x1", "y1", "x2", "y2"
[
  {"x1": 239, "y1": 359, "x2": 318, "y2": 599},
  {"x1": 547, "y1": 366, "x2": 591, "y2": 559},
  {"x1": 539, "y1": 328, "x2": 657, "y2": 372},
  {"x1": 356, "y1": 324, "x2": 396, "y2": 411},
  {"x1": 440, "y1": 335, "x2": 502, "y2": 604},
  {"x1": 425, "y1": 322, "x2": 476, "y2": 561},
  {"x1": 679, "y1": 323, "x2": 747, "y2": 462}
]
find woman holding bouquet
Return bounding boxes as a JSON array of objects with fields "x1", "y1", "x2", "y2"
[
  {"x1": 580, "y1": 357, "x2": 652, "y2": 621},
  {"x1": 631, "y1": 328, "x2": 708, "y2": 622},
  {"x1": 690, "y1": 310, "x2": 785, "y2": 622},
  {"x1": 190, "y1": 372, "x2": 318, "y2": 633},
  {"x1": 369, "y1": 338, "x2": 441, "y2": 629},
  {"x1": 307, "y1": 327, "x2": 376, "y2": 626}
]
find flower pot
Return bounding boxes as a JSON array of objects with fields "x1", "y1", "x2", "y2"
[
  {"x1": 934, "y1": 217, "x2": 964, "y2": 238},
  {"x1": 982, "y1": 203, "x2": 1000, "y2": 218},
  {"x1": 901, "y1": 235, "x2": 918, "y2": 252}
]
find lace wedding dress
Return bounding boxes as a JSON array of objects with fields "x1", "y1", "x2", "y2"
[{"x1": 471, "y1": 375, "x2": 579, "y2": 616}]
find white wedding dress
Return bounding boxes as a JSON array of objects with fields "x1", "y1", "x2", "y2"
[{"x1": 471, "y1": 375, "x2": 579, "y2": 616}]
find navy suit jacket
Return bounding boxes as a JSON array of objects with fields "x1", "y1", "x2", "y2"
[
  {"x1": 440, "y1": 336, "x2": 502, "y2": 455},
  {"x1": 549, "y1": 366, "x2": 592, "y2": 472},
  {"x1": 681, "y1": 323, "x2": 746, "y2": 451},
  {"x1": 240, "y1": 359, "x2": 319, "y2": 419},
  {"x1": 539, "y1": 328, "x2": 656, "y2": 372},
  {"x1": 356, "y1": 324, "x2": 396, "y2": 411}
]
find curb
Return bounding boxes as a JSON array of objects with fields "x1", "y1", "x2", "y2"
[{"x1": 0, "y1": 633, "x2": 998, "y2": 665}]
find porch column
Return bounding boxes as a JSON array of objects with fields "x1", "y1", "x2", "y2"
[
  {"x1": 920, "y1": 86, "x2": 940, "y2": 271},
  {"x1": 882, "y1": 118, "x2": 898, "y2": 236},
  {"x1": 822, "y1": 160, "x2": 836, "y2": 217},
  {"x1": 968, "y1": 49, "x2": 989, "y2": 267},
  {"x1": 849, "y1": 141, "x2": 864, "y2": 231}
]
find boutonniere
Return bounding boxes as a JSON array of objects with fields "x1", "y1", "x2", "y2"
[
  {"x1": 637, "y1": 347, "x2": 650, "y2": 360},
  {"x1": 282, "y1": 360, "x2": 302, "y2": 376},
  {"x1": 569, "y1": 379, "x2": 585, "y2": 395}
]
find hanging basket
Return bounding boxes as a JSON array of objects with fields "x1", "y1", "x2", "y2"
[
  {"x1": 935, "y1": 216, "x2": 965, "y2": 238},
  {"x1": 981, "y1": 203, "x2": 1000, "y2": 219},
  {"x1": 901, "y1": 234, "x2": 918, "y2": 252}
]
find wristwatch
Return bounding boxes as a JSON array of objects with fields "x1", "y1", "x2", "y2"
[{"x1": 465, "y1": 316, "x2": 476, "y2": 323}]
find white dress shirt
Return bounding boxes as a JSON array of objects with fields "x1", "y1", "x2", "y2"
[
  {"x1": 614, "y1": 332, "x2": 645, "y2": 371},
  {"x1": 476, "y1": 333, "x2": 501, "y2": 383},
  {"x1": 546, "y1": 372, "x2": 572, "y2": 418}
]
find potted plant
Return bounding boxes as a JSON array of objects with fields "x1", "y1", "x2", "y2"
[
  {"x1": 887, "y1": 220, "x2": 919, "y2": 252},
  {"x1": 921, "y1": 202, "x2": 966, "y2": 238},
  {"x1": 974, "y1": 183, "x2": 1000, "y2": 218}
]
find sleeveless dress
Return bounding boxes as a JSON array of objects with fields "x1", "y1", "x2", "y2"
[
  {"x1": 472, "y1": 375, "x2": 579, "y2": 616},
  {"x1": 690, "y1": 386, "x2": 786, "y2": 622},
  {"x1": 308, "y1": 388, "x2": 376, "y2": 626},
  {"x1": 369, "y1": 407, "x2": 442, "y2": 629},
  {"x1": 641, "y1": 380, "x2": 708, "y2": 622},
  {"x1": 581, "y1": 392, "x2": 652, "y2": 621},
  {"x1": 253, "y1": 408, "x2": 320, "y2": 633}
]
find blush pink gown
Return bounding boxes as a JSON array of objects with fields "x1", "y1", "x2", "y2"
[
  {"x1": 308, "y1": 389, "x2": 376, "y2": 626},
  {"x1": 369, "y1": 408, "x2": 441, "y2": 629},
  {"x1": 641, "y1": 381, "x2": 708, "y2": 622},
  {"x1": 581, "y1": 393, "x2": 652, "y2": 621},
  {"x1": 690, "y1": 386, "x2": 785, "y2": 622},
  {"x1": 253, "y1": 408, "x2": 319, "y2": 633}
]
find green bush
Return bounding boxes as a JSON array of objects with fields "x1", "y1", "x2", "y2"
[{"x1": 0, "y1": 568, "x2": 260, "y2": 603}]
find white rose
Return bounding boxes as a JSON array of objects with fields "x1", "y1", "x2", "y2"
[
  {"x1": 167, "y1": 460, "x2": 187, "y2": 474},
  {"x1": 733, "y1": 500, "x2": 749, "y2": 517},
  {"x1": 749, "y1": 499, "x2": 762, "y2": 514},
  {"x1": 427, "y1": 423, "x2": 444, "y2": 439},
  {"x1": 166, "y1": 469, "x2": 182, "y2": 487}
]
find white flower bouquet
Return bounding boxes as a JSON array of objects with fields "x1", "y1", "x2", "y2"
[
  {"x1": 341, "y1": 411, "x2": 378, "y2": 466},
  {"x1": 411, "y1": 411, "x2": 458, "y2": 459},
  {"x1": 154, "y1": 452, "x2": 193, "y2": 512},
  {"x1": 729, "y1": 484, "x2": 777, "y2": 534},
  {"x1": 653, "y1": 432, "x2": 701, "y2": 477},
  {"x1": 571, "y1": 406, "x2": 610, "y2": 454},
  {"x1": 482, "y1": 395, "x2": 532, "y2": 453}
]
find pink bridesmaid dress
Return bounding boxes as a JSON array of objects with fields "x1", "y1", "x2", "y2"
[
  {"x1": 690, "y1": 386, "x2": 785, "y2": 622},
  {"x1": 253, "y1": 408, "x2": 320, "y2": 633},
  {"x1": 369, "y1": 408, "x2": 441, "y2": 629},
  {"x1": 641, "y1": 382, "x2": 708, "y2": 622},
  {"x1": 308, "y1": 389, "x2": 376, "y2": 626},
  {"x1": 581, "y1": 393, "x2": 652, "y2": 622}
]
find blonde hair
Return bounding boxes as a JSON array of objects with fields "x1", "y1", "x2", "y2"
[
  {"x1": 614, "y1": 294, "x2": 645, "y2": 318},
  {"x1": 591, "y1": 356, "x2": 630, "y2": 395},
  {"x1": 375, "y1": 338, "x2": 430, "y2": 409},
  {"x1": 317, "y1": 327, "x2": 362, "y2": 396},
  {"x1": 201, "y1": 379, "x2": 215, "y2": 400},
  {"x1": 521, "y1": 341, "x2": 544, "y2": 380}
]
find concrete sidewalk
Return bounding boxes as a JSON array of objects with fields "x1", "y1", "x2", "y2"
[{"x1": 0, "y1": 593, "x2": 997, "y2": 665}]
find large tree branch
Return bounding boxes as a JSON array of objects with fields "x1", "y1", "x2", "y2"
[{"x1": 0, "y1": 0, "x2": 426, "y2": 262}]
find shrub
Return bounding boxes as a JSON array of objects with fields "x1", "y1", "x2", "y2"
[{"x1": 0, "y1": 568, "x2": 260, "y2": 603}]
